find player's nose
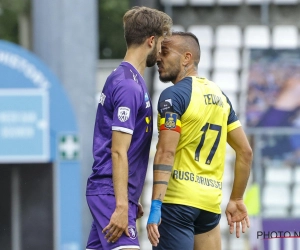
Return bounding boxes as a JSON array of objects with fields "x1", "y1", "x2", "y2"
[{"x1": 157, "y1": 53, "x2": 162, "y2": 63}]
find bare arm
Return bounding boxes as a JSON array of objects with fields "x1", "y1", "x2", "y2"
[
  {"x1": 226, "y1": 126, "x2": 253, "y2": 238},
  {"x1": 227, "y1": 127, "x2": 252, "y2": 200},
  {"x1": 152, "y1": 130, "x2": 180, "y2": 201},
  {"x1": 147, "y1": 130, "x2": 180, "y2": 246},
  {"x1": 103, "y1": 130, "x2": 132, "y2": 243},
  {"x1": 111, "y1": 131, "x2": 132, "y2": 208}
]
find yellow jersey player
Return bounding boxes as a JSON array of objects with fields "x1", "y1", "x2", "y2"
[{"x1": 147, "y1": 32, "x2": 253, "y2": 250}]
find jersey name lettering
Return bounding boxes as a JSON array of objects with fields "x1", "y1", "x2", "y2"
[
  {"x1": 203, "y1": 94, "x2": 223, "y2": 107},
  {"x1": 173, "y1": 170, "x2": 222, "y2": 190}
]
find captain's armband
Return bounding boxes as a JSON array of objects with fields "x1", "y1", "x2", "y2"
[{"x1": 159, "y1": 112, "x2": 181, "y2": 133}]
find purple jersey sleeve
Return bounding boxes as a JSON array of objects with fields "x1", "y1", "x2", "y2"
[{"x1": 112, "y1": 79, "x2": 143, "y2": 134}]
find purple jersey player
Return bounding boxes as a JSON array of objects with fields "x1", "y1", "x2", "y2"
[
  {"x1": 85, "y1": 6, "x2": 172, "y2": 250},
  {"x1": 87, "y1": 62, "x2": 153, "y2": 203}
]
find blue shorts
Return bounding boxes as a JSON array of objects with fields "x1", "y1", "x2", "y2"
[
  {"x1": 86, "y1": 194, "x2": 140, "y2": 250},
  {"x1": 153, "y1": 203, "x2": 221, "y2": 250}
]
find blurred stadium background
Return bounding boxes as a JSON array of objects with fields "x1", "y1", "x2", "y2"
[{"x1": 1, "y1": 0, "x2": 300, "y2": 249}]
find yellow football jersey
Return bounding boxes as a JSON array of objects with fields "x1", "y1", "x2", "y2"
[{"x1": 157, "y1": 76, "x2": 241, "y2": 214}]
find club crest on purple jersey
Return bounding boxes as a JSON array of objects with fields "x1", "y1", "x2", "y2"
[
  {"x1": 144, "y1": 93, "x2": 149, "y2": 102},
  {"x1": 118, "y1": 107, "x2": 130, "y2": 122},
  {"x1": 128, "y1": 225, "x2": 137, "y2": 239}
]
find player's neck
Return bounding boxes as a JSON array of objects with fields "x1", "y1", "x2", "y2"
[
  {"x1": 173, "y1": 66, "x2": 198, "y2": 84},
  {"x1": 123, "y1": 47, "x2": 147, "y2": 76}
]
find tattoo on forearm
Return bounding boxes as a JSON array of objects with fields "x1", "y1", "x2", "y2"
[
  {"x1": 153, "y1": 181, "x2": 168, "y2": 185},
  {"x1": 153, "y1": 164, "x2": 172, "y2": 172},
  {"x1": 156, "y1": 194, "x2": 162, "y2": 201}
]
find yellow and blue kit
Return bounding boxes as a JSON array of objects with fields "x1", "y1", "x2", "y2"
[{"x1": 157, "y1": 76, "x2": 241, "y2": 214}]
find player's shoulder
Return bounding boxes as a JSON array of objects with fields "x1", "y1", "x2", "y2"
[
  {"x1": 177, "y1": 76, "x2": 193, "y2": 87},
  {"x1": 200, "y1": 77, "x2": 219, "y2": 89},
  {"x1": 108, "y1": 63, "x2": 135, "y2": 81},
  {"x1": 161, "y1": 77, "x2": 193, "y2": 97},
  {"x1": 119, "y1": 61, "x2": 144, "y2": 84},
  {"x1": 106, "y1": 65, "x2": 142, "y2": 91}
]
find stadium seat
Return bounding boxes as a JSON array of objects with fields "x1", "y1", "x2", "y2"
[
  {"x1": 244, "y1": 25, "x2": 271, "y2": 48},
  {"x1": 264, "y1": 167, "x2": 292, "y2": 185},
  {"x1": 291, "y1": 207, "x2": 300, "y2": 217},
  {"x1": 262, "y1": 184, "x2": 291, "y2": 217},
  {"x1": 172, "y1": 24, "x2": 185, "y2": 32},
  {"x1": 240, "y1": 69, "x2": 249, "y2": 93},
  {"x1": 272, "y1": 25, "x2": 299, "y2": 49},
  {"x1": 211, "y1": 70, "x2": 240, "y2": 93},
  {"x1": 263, "y1": 207, "x2": 290, "y2": 218},
  {"x1": 199, "y1": 48, "x2": 212, "y2": 71},
  {"x1": 272, "y1": 0, "x2": 298, "y2": 4},
  {"x1": 241, "y1": 49, "x2": 251, "y2": 70},
  {"x1": 245, "y1": 0, "x2": 271, "y2": 4},
  {"x1": 217, "y1": 0, "x2": 243, "y2": 5},
  {"x1": 292, "y1": 184, "x2": 300, "y2": 207},
  {"x1": 187, "y1": 25, "x2": 214, "y2": 48},
  {"x1": 190, "y1": 0, "x2": 216, "y2": 6},
  {"x1": 224, "y1": 92, "x2": 238, "y2": 111},
  {"x1": 294, "y1": 166, "x2": 300, "y2": 183},
  {"x1": 215, "y1": 25, "x2": 242, "y2": 48},
  {"x1": 213, "y1": 48, "x2": 241, "y2": 71},
  {"x1": 160, "y1": 0, "x2": 188, "y2": 6}
]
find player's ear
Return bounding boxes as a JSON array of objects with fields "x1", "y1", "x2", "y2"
[
  {"x1": 147, "y1": 36, "x2": 155, "y2": 48},
  {"x1": 183, "y1": 52, "x2": 192, "y2": 66}
]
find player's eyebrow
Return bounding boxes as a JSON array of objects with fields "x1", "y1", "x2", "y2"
[{"x1": 161, "y1": 44, "x2": 169, "y2": 51}]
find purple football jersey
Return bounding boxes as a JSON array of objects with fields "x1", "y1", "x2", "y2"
[{"x1": 86, "y1": 62, "x2": 153, "y2": 204}]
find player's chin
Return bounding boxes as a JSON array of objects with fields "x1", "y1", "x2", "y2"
[
  {"x1": 158, "y1": 70, "x2": 165, "y2": 78},
  {"x1": 146, "y1": 60, "x2": 157, "y2": 67},
  {"x1": 159, "y1": 74, "x2": 171, "y2": 83}
]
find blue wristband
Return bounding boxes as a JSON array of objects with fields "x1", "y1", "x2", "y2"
[{"x1": 147, "y1": 200, "x2": 162, "y2": 225}]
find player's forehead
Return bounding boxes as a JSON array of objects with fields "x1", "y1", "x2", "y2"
[{"x1": 161, "y1": 36, "x2": 182, "y2": 52}]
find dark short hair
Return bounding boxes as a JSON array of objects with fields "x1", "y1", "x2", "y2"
[
  {"x1": 172, "y1": 31, "x2": 200, "y2": 49},
  {"x1": 172, "y1": 31, "x2": 201, "y2": 65},
  {"x1": 123, "y1": 6, "x2": 172, "y2": 47}
]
